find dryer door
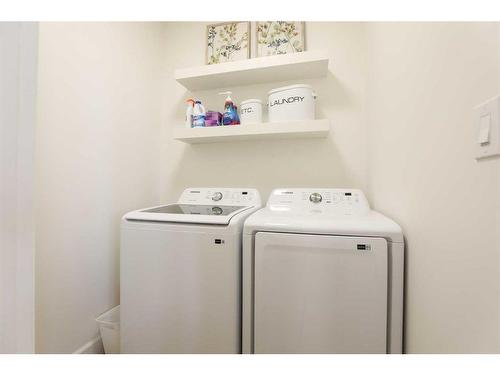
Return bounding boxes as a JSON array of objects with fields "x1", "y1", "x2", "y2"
[{"x1": 254, "y1": 232, "x2": 388, "y2": 353}]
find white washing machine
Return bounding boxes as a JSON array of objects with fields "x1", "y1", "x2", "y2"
[
  {"x1": 120, "y1": 187, "x2": 261, "y2": 353},
  {"x1": 242, "y1": 188, "x2": 404, "y2": 354}
]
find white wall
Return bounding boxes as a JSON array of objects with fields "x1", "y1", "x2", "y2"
[
  {"x1": 366, "y1": 23, "x2": 500, "y2": 353},
  {"x1": 0, "y1": 22, "x2": 38, "y2": 354},
  {"x1": 160, "y1": 22, "x2": 368, "y2": 202},
  {"x1": 35, "y1": 23, "x2": 164, "y2": 353}
]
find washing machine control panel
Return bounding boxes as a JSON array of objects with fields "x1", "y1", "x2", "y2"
[
  {"x1": 178, "y1": 188, "x2": 261, "y2": 207},
  {"x1": 268, "y1": 188, "x2": 370, "y2": 214}
]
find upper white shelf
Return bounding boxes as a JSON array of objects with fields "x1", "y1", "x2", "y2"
[{"x1": 175, "y1": 50, "x2": 330, "y2": 91}]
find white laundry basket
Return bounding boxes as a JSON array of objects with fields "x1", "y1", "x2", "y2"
[{"x1": 96, "y1": 305, "x2": 120, "y2": 354}]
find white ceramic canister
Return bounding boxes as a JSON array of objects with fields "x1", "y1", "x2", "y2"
[
  {"x1": 267, "y1": 84, "x2": 316, "y2": 122},
  {"x1": 239, "y1": 99, "x2": 263, "y2": 124}
]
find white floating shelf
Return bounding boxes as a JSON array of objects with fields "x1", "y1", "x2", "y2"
[
  {"x1": 173, "y1": 120, "x2": 330, "y2": 144},
  {"x1": 175, "y1": 50, "x2": 329, "y2": 91}
]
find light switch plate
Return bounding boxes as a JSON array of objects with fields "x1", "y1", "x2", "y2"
[
  {"x1": 475, "y1": 95, "x2": 500, "y2": 160},
  {"x1": 478, "y1": 114, "x2": 491, "y2": 145}
]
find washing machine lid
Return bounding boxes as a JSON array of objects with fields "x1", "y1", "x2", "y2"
[
  {"x1": 124, "y1": 204, "x2": 252, "y2": 225},
  {"x1": 124, "y1": 187, "x2": 262, "y2": 225},
  {"x1": 243, "y1": 188, "x2": 403, "y2": 243}
]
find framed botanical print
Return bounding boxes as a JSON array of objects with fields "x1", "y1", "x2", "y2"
[
  {"x1": 206, "y1": 22, "x2": 250, "y2": 65},
  {"x1": 256, "y1": 21, "x2": 305, "y2": 57}
]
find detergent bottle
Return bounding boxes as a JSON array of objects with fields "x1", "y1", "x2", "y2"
[
  {"x1": 192, "y1": 100, "x2": 206, "y2": 127},
  {"x1": 219, "y1": 91, "x2": 240, "y2": 125}
]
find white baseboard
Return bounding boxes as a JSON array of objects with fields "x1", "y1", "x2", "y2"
[{"x1": 74, "y1": 336, "x2": 104, "y2": 354}]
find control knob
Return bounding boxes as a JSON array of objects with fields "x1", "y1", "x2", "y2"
[
  {"x1": 212, "y1": 192, "x2": 223, "y2": 201},
  {"x1": 309, "y1": 192, "x2": 323, "y2": 203},
  {"x1": 212, "y1": 206, "x2": 223, "y2": 215}
]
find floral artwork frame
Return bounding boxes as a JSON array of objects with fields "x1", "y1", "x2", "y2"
[
  {"x1": 206, "y1": 22, "x2": 251, "y2": 65},
  {"x1": 256, "y1": 21, "x2": 306, "y2": 57}
]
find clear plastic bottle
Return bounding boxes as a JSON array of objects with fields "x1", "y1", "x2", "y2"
[
  {"x1": 185, "y1": 98, "x2": 195, "y2": 128},
  {"x1": 192, "y1": 100, "x2": 206, "y2": 127}
]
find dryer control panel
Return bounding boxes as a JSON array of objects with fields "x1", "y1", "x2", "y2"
[
  {"x1": 178, "y1": 188, "x2": 261, "y2": 207},
  {"x1": 267, "y1": 188, "x2": 370, "y2": 214}
]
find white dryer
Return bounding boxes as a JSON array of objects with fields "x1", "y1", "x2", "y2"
[
  {"x1": 121, "y1": 187, "x2": 261, "y2": 353},
  {"x1": 242, "y1": 188, "x2": 404, "y2": 354}
]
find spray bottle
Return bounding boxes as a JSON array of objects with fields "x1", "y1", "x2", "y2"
[{"x1": 185, "y1": 98, "x2": 195, "y2": 128}]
